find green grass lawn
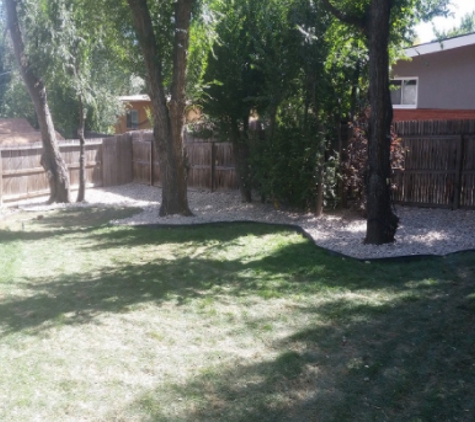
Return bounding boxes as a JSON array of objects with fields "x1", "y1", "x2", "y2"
[{"x1": 0, "y1": 207, "x2": 474, "y2": 422}]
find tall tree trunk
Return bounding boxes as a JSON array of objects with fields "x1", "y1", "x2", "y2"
[
  {"x1": 364, "y1": 0, "x2": 399, "y2": 244},
  {"x1": 5, "y1": 0, "x2": 70, "y2": 204},
  {"x1": 128, "y1": 0, "x2": 192, "y2": 216},
  {"x1": 76, "y1": 95, "x2": 86, "y2": 202},
  {"x1": 321, "y1": 0, "x2": 399, "y2": 244}
]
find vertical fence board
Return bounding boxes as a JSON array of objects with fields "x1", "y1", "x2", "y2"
[
  {"x1": 2, "y1": 123, "x2": 475, "y2": 207},
  {"x1": 394, "y1": 119, "x2": 475, "y2": 208},
  {"x1": 400, "y1": 135, "x2": 461, "y2": 208},
  {"x1": 211, "y1": 142, "x2": 216, "y2": 192},
  {"x1": 186, "y1": 142, "x2": 213, "y2": 190},
  {"x1": 130, "y1": 136, "x2": 238, "y2": 191},
  {"x1": 132, "y1": 139, "x2": 151, "y2": 185},
  {"x1": 102, "y1": 138, "x2": 118, "y2": 187},
  {"x1": 0, "y1": 140, "x2": 104, "y2": 201},
  {"x1": 214, "y1": 142, "x2": 238, "y2": 191},
  {"x1": 117, "y1": 134, "x2": 133, "y2": 185}
]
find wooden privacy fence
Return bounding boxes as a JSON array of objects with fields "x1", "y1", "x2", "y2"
[
  {"x1": 0, "y1": 135, "x2": 133, "y2": 203},
  {"x1": 0, "y1": 131, "x2": 237, "y2": 203},
  {"x1": 392, "y1": 120, "x2": 475, "y2": 209},
  {"x1": 131, "y1": 131, "x2": 238, "y2": 191},
  {"x1": 4, "y1": 122, "x2": 474, "y2": 209}
]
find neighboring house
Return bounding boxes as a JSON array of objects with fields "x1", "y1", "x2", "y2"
[
  {"x1": 0, "y1": 118, "x2": 64, "y2": 146},
  {"x1": 115, "y1": 95, "x2": 152, "y2": 134},
  {"x1": 391, "y1": 32, "x2": 475, "y2": 121},
  {"x1": 115, "y1": 94, "x2": 202, "y2": 134}
]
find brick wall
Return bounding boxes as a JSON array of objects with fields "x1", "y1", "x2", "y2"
[{"x1": 393, "y1": 108, "x2": 475, "y2": 122}]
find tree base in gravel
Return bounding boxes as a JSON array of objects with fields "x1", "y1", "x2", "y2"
[
  {"x1": 128, "y1": 0, "x2": 193, "y2": 217},
  {"x1": 159, "y1": 198, "x2": 193, "y2": 217}
]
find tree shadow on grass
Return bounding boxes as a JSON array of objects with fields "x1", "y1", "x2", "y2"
[
  {"x1": 0, "y1": 207, "x2": 141, "y2": 244},
  {"x1": 83, "y1": 221, "x2": 316, "y2": 252},
  {"x1": 1, "y1": 211, "x2": 475, "y2": 420},
  {"x1": 0, "y1": 246, "x2": 343, "y2": 335},
  {"x1": 1, "y1": 219, "x2": 471, "y2": 337},
  {"x1": 121, "y1": 260, "x2": 475, "y2": 422}
]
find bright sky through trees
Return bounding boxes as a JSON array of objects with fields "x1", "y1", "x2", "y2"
[{"x1": 416, "y1": 0, "x2": 475, "y2": 43}]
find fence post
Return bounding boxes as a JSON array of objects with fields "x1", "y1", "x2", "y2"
[
  {"x1": 210, "y1": 142, "x2": 216, "y2": 192},
  {"x1": 453, "y1": 134, "x2": 465, "y2": 210},
  {"x1": 102, "y1": 137, "x2": 118, "y2": 187}
]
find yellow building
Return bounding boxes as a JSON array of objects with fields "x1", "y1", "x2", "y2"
[
  {"x1": 115, "y1": 95, "x2": 152, "y2": 134},
  {"x1": 115, "y1": 95, "x2": 202, "y2": 134}
]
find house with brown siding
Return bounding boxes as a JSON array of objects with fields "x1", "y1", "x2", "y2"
[{"x1": 391, "y1": 32, "x2": 475, "y2": 121}]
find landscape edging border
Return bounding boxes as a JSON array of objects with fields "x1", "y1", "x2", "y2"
[{"x1": 131, "y1": 220, "x2": 475, "y2": 263}]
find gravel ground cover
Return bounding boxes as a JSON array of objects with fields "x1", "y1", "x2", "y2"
[{"x1": 3, "y1": 183, "x2": 475, "y2": 259}]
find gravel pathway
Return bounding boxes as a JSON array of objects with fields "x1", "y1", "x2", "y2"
[{"x1": 3, "y1": 183, "x2": 475, "y2": 260}]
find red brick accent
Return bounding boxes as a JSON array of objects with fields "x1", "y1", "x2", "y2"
[{"x1": 393, "y1": 108, "x2": 475, "y2": 122}]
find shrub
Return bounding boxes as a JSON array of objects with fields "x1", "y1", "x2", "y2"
[{"x1": 341, "y1": 108, "x2": 405, "y2": 212}]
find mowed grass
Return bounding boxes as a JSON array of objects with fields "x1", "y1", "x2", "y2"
[{"x1": 0, "y1": 207, "x2": 474, "y2": 422}]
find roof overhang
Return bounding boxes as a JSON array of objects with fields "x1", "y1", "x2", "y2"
[
  {"x1": 119, "y1": 95, "x2": 151, "y2": 102},
  {"x1": 406, "y1": 32, "x2": 475, "y2": 58}
]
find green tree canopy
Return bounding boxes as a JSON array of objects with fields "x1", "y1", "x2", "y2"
[{"x1": 435, "y1": 11, "x2": 475, "y2": 40}]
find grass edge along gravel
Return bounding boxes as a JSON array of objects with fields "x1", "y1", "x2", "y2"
[{"x1": 0, "y1": 207, "x2": 474, "y2": 422}]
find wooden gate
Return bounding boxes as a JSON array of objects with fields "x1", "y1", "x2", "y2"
[{"x1": 392, "y1": 134, "x2": 475, "y2": 209}]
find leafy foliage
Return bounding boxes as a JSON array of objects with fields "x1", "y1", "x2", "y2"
[
  {"x1": 202, "y1": 0, "x2": 342, "y2": 209},
  {"x1": 434, "y1": 11, "x2": 475, "y2": 40},
  {"x1": 251, "y1": 114, "x2": 337, "y2": 211},
  {"x1": 0, "y1": 8, "x2": 37, "y2": 125},
  {"x1": 0, "y1": 0, "x2": 134, "y2": 137}
]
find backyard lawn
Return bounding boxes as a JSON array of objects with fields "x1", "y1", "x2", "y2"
[{"x1": 0, "y1": 206, "x2": 474, "y2": 422}]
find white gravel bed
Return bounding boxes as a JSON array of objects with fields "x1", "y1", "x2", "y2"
[{"x1": 3, "y1": 183, "x2": 475, "y2": 260}]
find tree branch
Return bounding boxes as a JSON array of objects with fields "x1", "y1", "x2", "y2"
[
  {"x1": 320, "y1": 0, "x2": 365, "y2": 28},
  {"x1": 171, "y1": 0, "x2": 193, "y2": 104}
]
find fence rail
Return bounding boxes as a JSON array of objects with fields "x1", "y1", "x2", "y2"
[
  {"x1": 0, "y1": 131, "x2": 237, "y2": 204},
  {"x1": 0, "y1": 136, "x2": 132, "y2": 203},
  {"x1": 2, "y1": 122, "x2": 475, "y2": 209}
]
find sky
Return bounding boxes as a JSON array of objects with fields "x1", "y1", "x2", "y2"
[{"x1": 415, "y1": 0, "x2": 475, "y2": 43}]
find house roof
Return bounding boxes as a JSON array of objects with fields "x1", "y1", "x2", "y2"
[
  {"x1": 406, "y1": 32, "x2": 475, "y2": 58},
  {"x1": 0, "y1": 118, "x2": 64, "y2": 145},
  {"x1": 119, "y1": 95, "x2": 150, "y2": 102},
  {"x1": 0, "y1": 118, "x2": 37, "y2": 135}
]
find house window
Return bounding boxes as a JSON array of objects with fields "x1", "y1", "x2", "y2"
[
  {"x1": 390, "y1": 77, "x2": 418, "y2": 108},
  {"x1": 126, "y1": 109, "x2": 139, "y2": 129}
]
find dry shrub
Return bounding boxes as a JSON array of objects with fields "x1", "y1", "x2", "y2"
[{"x1": 341, "y1": 108, "x2": 405, "y2": 213}]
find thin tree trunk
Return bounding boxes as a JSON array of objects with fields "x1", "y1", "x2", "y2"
[
  {"x1": 231, "y1": 118, "x2": 252, "y2": 203},
  {"x1": 310, "y1": 77, "x2": 325, "y2": 217},
  {"x1": 364, "y1": 0, "x2": 399, "y2": 244},
  {"x1": 5, "y1": 0, "x2": 70, "y2": 204},
  {"x1": 76, "y1": 95, "x2": 86, "y2": 202},
  {"x1": 315, "y1": 139, "x2": 325, "y2": 216},
  {"x1": 128, "y1": 0, "x2": 192, "y2": 216}
]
